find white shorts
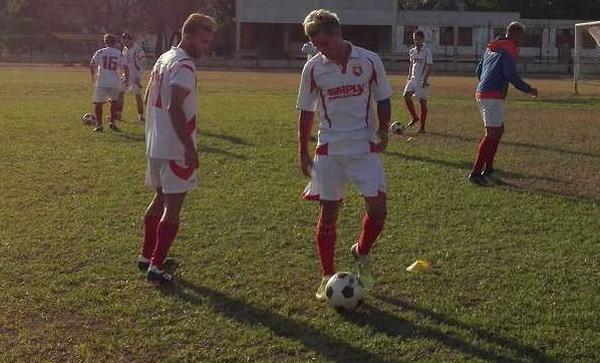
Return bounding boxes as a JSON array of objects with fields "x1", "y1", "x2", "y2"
[
  {"x1": 403, "y1": 78, "x2": 428, "y2": 100},
  {"x1": 93, "y1": 87, "x2": 120, "y2": 103},
  {"x1": 145, "y1": 158, "x2": 198, "y2": 194},
  {"x1": 302, "y1": 153, "x2": 386, "y2": 201},
  {"x1": 477, "y1": 99, "x2": 505, "y2": 127}
]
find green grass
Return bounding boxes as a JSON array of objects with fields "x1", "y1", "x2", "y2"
[{"x1": 1, "y1": 66, "x2": 599, "y2": 362}]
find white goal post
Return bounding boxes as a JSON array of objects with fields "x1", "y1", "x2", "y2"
[{"x1": 574, "y1": 21, "x2": 600, "y2": 94}]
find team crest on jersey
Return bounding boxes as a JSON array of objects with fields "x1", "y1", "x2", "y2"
[{"x1": 352, "y1": 65, "x2": 363, "y2": 77}]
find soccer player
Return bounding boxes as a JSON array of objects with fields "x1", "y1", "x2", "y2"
[
  {"x1": 119, "y1": 32, "x2": 147, "y2": 122},
  {"x1": 296, "y1": 9, "x2": 393, "y2": 300},
  {"x1": 469, "y1": 21, "x2": 538, "y2": 186},
  {"x1": 403, "y1": 30, "x2": 433, "y2": 133},
  {"x1": 138, "y1": 13, "x2": 217, "y2": 283},
  {"x1": 301, "y1": 41, "x2": 317, "y2": 61},
  {"x1": 89, "y1": 33, "x2": 128, "y2": 132}
]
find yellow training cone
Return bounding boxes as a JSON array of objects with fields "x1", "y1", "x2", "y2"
[{"x1": 407, "y1": 259, "x2": 433, "y2": 273}]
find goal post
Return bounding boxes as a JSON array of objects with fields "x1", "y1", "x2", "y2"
[{"x1": 574, "y1": 21, "x2": 600, "y2": 94}]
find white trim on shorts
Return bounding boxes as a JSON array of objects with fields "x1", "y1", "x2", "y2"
[
  {"x1": 145, "y1": 158, "x2": 198, "y2": 194},
  {"x1": 403, "y1": 78, "x2": 428, "y2": 100},
  {"x1": 302, "y1": 151, "x2": 387, "y2": 201},
  {"x1": 93, "y1": 86, "x2": 120, "y2": 103},
  {"x1": 477, "y1": 98, "x2": 505, "y2": 127}
]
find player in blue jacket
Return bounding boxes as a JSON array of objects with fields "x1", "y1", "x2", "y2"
[{"x1": 469, "y1": 21, "x2": 538, "y2": 186}]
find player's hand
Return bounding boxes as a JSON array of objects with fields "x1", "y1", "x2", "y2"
[
  {"x1": 375, "y1": 129, "x2": 389, "y2": 152},
  {"x1": 299, "y1": 151, "x2": 313, "y2": 178},
  {"x1": 529, "y1": 88, "x2": 538, "y2": 98},
  {"x1": 184, "y1": 144, "x2": 199, "y2": 169}
]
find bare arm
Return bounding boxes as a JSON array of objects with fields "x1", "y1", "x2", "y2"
[
  {"x1": 407, "y1": 61, "x2": 413, "y2": 80},
  {"x1": 375, "y1": 98, "x2": 391, "y2": 152},
  {"x1": 89, "y1": 63, "x2": 96, "y2": 84},
  {"x1": 422, "y1": 64, "x2": 433, "y2": 86},
  {"x1": 298, "y1": 110, "x2": 314, "y2": 177},
  {"x1": 169, "y1": 85, "x2": 198, "y2": 168}
]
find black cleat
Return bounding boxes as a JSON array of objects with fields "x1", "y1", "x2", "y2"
[
  {"x1": 138, "y1": 256, "x2": 150, "y2": 271},
  {"x1": 468, "y1": 172, "x2": 489, "y2": 186},
  {"x1": 93, "y1": 125, "x2": 103, "y2": 132},
  {"x1": 147, "y1": 266, "x2": 173, "y2": 284},
  {"x1": 482, "y1": 166, "x2": 495, "y2": 177}
]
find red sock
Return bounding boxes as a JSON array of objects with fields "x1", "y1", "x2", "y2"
[
  {"x1": 473, "y1": 136, "x2": 495, "y2": 173},
  {"x1": 94, "y1": 104, "x2": 103, "y2": 125},
  {"x1": 419, "y1": 101, "x2": 428, "y2": 128},
  {"x1": 357, "y1": 214, "x2": 385, "y2": 256},
  {"x1": 150, "y1": 221, "x2": 179, "y2": 269},
  {"x1": 316, "y1": 219, "x2": 336, "y2": 276},
  {"x1": 109, "y1": 102, "x2": 118, "y2": 123},
  {"x1": 486, "y1": 136, "x2": 501, "y2": 169},
  {"x1": 405, "y1": 98, "x2": 419, "y2": 120},
  {"x1": 140, "y1": 215, "x2": 161, "y2": 259}
]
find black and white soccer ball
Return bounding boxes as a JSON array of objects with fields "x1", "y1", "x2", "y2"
[
  {"x1": 325, "y1": 272, "x2": 364, "y2": 313},
  {"x1": 390, "y1": 121, "x2": 405, "y2": 135},
  {"x1": 82, "y1": 112, "x2": 96, "y2": 126}
]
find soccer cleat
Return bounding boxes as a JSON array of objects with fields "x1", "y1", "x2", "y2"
[
  {"x1": 93, "y1": 125, "x2": 103, "y2": 132},
  {"x1": 316, "y1": 275, "x2": 332, "y2": 301},
  {"x1": 147, "y1": 265, "x2": 173, "y2": 284},
  {"x1": 351, "y1": 243, "x2": 375, "y2": 289},
  {"x1": 417, "y1": 127, "x2": 426, "y2": 134},
  {"x1": 481, "y1": 166, "x2": 495, "y2": 177},
  {"x1": 468, "y1": 171, "x2": 489, "y2": 186},
  {"x1": 137, "y1": 255, "x2": 151, "y2": 271},
  {"x1": 109, "y1": 123, "x2": 121, "y2": 132}
]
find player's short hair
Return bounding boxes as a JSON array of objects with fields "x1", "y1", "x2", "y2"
[
  {"x1": 506, "y1": 21, "x2": 526, "y2": 34},
  {"x1": 104, "y1": 33, "x2": 117, "y2": 45},
  {"x1": 303, "y1": 9, "x2": 341, "y2": 37},
  {"x1": 182, "y1": 13, "x2": 218, "y2": 35},
  {"x1": 414, "y1": 30, "x2": 425, "y2": 39}
]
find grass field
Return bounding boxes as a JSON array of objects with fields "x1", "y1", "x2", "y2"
[{"x1": 1, "y1": 65, "x2": 599, "y2": 362}]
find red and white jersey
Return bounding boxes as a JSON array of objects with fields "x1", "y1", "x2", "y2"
[
  {"x1": 296, "y1": 43, "x2": 393, "y2": 155},
  {"x1": 91, "y1": 47, "x2": 126, "y2": 87},
  {"x1": 123, "y1": 43, "x2": 146, "y2": 79},
  {"x1": 408, "y1": 45, "x2": 433, "y2": 80},
  {"x1": 145, "y1": 47, "x2": 197, "y2": 161}
]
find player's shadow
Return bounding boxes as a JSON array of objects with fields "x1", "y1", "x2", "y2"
[
  {"x1": 427, "y1": 131, "x2": 600, "y2": 159},
  {"x1": 108, "y1": 129, "x2": 248, "y2": 159},
  {"x1": 384, "y1": 150, "x2": 561, "y2": 183},
  {"x1": 159, "y1": 279, "x2": 403, "y2": 363},
  {"x1": 202, "y1": 130, "x2": 255, "y2": 146},
  {"x1": 342, "y1": 295, "x2": 559, "y2": 363}
]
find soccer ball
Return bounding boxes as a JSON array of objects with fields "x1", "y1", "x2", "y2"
[
  {"x1": 82, "y1": 112, "x2": 96, "y2": 126},
  {"x1": 325, "y1": 272, "x2": 364, "y2": 313},
  {"x1": 390, "y1": 121, "x2": 405, "y2": 135}
]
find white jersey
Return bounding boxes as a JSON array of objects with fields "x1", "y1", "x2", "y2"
[
  {"x1": 296, "y1": 43, "x2": 393, "y2": 155},
  {"x1": 123, "y1": 43, "x2": 146, "y2": 79},
  {"x1": 91, "y1": 47, "x2": 126, "y2": 87},
  {"x1": 408, "y1": 45, "x2": 433, "y2": 80},
  {"x1": 145, "y1": 47, "x2": 197, "y2": 161}
]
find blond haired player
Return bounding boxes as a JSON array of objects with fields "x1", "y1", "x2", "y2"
[
  {"x1": 119, "y1": 32, "x2": 147, "y2": 122},
  {"x1": 90, "y1": 33, "x2": 128, "y2": 132},
  {"x1": 138, "y1": 13, "x2": 217, "y2": 283},
  {"x1": 403, "y1": 30, "x2": 433, "y2": 133},
  {"x1": 296, "y1": 9, "x2": 393, "y2": 300}
]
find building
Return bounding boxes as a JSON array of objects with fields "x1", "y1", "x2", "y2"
[{"x1": 233, "y1": 0, "x2": 599, "y2": 67}]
